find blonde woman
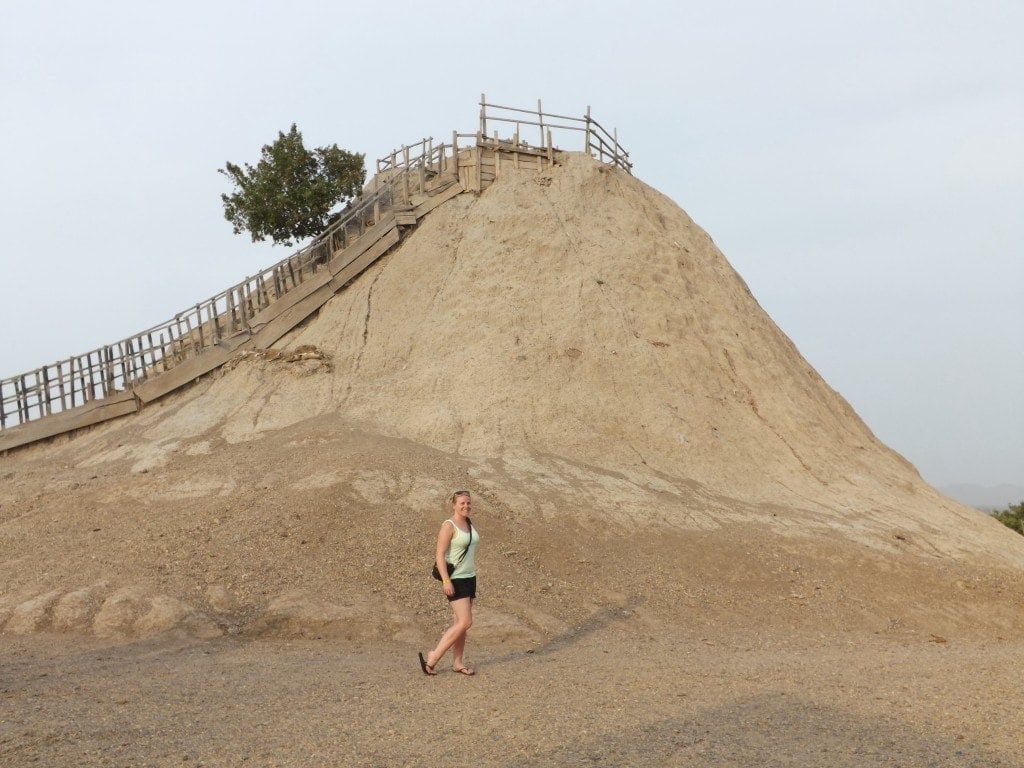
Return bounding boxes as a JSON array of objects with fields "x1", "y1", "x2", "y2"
[{"x1": 419, "y1": 490, "x2": 479, "y2": 676}]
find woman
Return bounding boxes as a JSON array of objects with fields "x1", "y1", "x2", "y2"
[{"x1": 419, "y1": 490, "x2": 479, "y2": 676}]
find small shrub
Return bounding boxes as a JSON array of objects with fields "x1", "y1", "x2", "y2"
[{"x1": 992, "y1": 501, "x2": 1024, "y2": 535}]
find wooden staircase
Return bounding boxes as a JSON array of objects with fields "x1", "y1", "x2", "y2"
[{"x1": 0, "y1": 99, "x2": 630, "y2": 452}]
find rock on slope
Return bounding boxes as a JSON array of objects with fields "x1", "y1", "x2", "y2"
[{"x1": 1, "y1": 152, "x2": 1021, "y2": 642}]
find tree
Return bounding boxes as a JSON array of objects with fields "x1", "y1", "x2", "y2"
[
  {"x1": 219, "y1": 124, "x2": 365, "y2": 247},
  {"x1": 992, "y1": 501, "x2": 1024, "y2": 535}
]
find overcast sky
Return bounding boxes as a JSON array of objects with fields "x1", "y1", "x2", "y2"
[{"x1": 1, "y1": 1, "x2": 1021, "y2": 493}]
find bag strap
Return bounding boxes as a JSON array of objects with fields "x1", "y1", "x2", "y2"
[{"x1": 447, "y1": 517, "x2": 472, "y2": 566}]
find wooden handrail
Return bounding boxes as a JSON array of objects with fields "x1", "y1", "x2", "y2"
[
  {"x1": 0, "y1": 171, "x2": 419, "y2": 429},
  {"x1": 477, "y1": 95, "x2": 631, "y2": 174},
  {"x1": 1, "y1": 100, "x2": 630, "y2": 436}
]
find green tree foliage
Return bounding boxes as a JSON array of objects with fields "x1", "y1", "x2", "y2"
[
  {"x1": 992, "y1": 501, "x2": 1024, "y2": 535},
  {"x1": 219, "y1": 124, "x2": 365, "y2": 247}
]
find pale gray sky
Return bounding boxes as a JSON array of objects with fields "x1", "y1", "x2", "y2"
[{"x1": 1, "y1": 0, "x2": 1021, "y2": 493}]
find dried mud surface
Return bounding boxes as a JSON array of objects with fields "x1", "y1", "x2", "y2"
[{"x1": 3, "y1": 478, "x2": 1023, "y2": 767}]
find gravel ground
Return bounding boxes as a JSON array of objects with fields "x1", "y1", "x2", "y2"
[{"x1": 2, "y1": 623, "x2": 1021, "y2": 767}]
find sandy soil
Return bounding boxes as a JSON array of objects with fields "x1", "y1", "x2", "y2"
[
  {"x1": 3, "y1": 622, "x2": 1023, "y2": 766},
  {"x1": 3, "y1": 490, "x2": 1022, "y2": 766},
  {"x1": 2, "y1": 153, "x2": 1023, "y2": 766}
]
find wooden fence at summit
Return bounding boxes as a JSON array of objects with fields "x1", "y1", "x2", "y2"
[{"x1": 0, "y1": 97, "x2": 630, "y2": 452}]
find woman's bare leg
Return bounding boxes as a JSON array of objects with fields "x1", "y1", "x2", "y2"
[
  {"x1": 427, "y1": 597, "x2": 473, "y2": 669},
  {"x1": 451, "y1": 598, "x2": 474, "y2": 672}
]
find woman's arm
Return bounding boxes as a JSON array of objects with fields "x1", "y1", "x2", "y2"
[{"x1": 435, "y1": 521, "x2": 457, "y2": 596}]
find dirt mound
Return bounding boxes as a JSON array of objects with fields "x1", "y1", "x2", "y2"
[{"x1": 2, "y1": 152, "x2": 1022, "y2": 643}]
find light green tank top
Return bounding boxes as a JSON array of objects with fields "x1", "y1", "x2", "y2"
[{"x1": 444, "y1": 519, "x2": 478, "y2": 579}]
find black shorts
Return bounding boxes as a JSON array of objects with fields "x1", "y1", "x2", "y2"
[{"x1": 447, "y1": 576, "x2": 477, "y2": 602}]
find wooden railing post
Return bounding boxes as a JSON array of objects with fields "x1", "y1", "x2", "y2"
[
  {"x1": 537, "y1": 99, "x2": 545, "y2": 149},
  {"x1": 16, "y1": 377, "x2": 26, "y2": 423},
  {"x1": 584, "y1": 105, "x2": 592, "y2": 155},
  {"x1": 479, "y1": 93, "x2": 487, "y2": 141},
  {"x1": 85, "y1": 351, "x2": 97, "y2": 402},
  {"x1": 402, "y1": 145, "x2": 411, "y2": 203}
]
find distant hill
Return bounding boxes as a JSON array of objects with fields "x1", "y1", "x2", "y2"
[{"x1": 940, "y1": 483, "x2": 1024, "y2": 511}]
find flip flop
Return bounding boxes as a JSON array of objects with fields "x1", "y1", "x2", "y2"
[
  {"x1": 452, "y1": 666, "x2": 475, "y2": 676},
  {"x1": 418, "y1": 652, "x2": 437, "y2": 676}
]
